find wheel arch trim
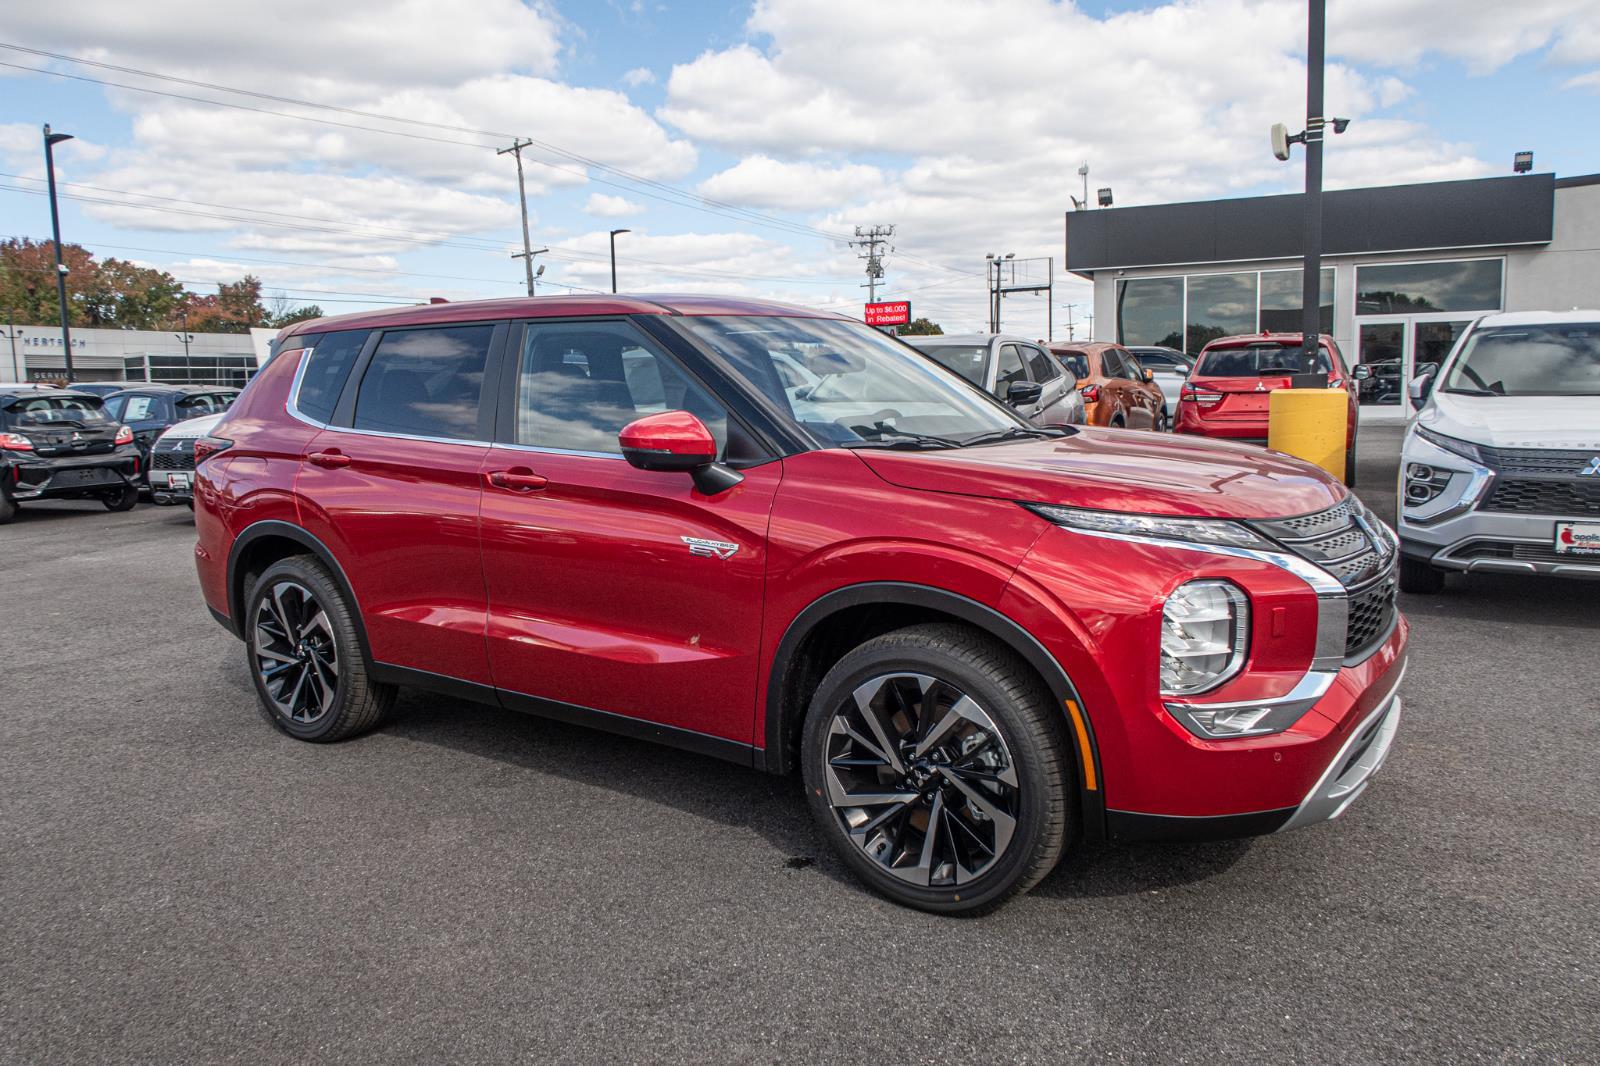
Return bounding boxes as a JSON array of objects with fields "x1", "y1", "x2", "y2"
[
  {"x1": 224, "y1": 519, "x2": 371, "y2": 664},
  {"x1": 762, "y1": 581, "x2": 1107, "y2": 835}
]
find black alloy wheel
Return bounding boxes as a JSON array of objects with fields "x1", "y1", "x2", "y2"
[
  {"x1": 820, "y1": 672, "x2": 1020, "y2": 888},
  {"x1": 246, "y1": 556, "x2": 393, "y2": 741},
  {"x1": 103, "y1": 483, "x2": 139, "y2": 511},
  {"x1": 253, "y1": 580, "x2": 340, "y2": 725},
  {"x1": 802, "y1": 623, "x2": 1072, "y2": 915}
]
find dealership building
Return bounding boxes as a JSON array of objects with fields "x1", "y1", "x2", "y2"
[
  {"x1": 1065, "y1": 171, "x2": 1600, "y2": 408},
  {"x1": 1, "y1": 325, "x2": 272, "y2": 386}
]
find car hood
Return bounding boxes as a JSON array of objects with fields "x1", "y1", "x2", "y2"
[
  {"x1": 156, "y1": 412, "x2": 226, "y2": 442},
  {"x1": 1421, "y1": 392, "x2": 1600, "y2": 450},
  {"x1": 855, "y1": 426, "x2": 1344, "y2": 520}
]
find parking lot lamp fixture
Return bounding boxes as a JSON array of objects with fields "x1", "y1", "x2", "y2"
[
  {"x1": 43, "y1": 124, "x2": 76, "y2": 382},
  {"x1": 609, "y1": 229, "x2": 630, "y2": 293}
]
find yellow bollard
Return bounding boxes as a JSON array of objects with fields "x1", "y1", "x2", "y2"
[{"x1": 1267, "y1": 388, "x2": 1348, "y2": 482}]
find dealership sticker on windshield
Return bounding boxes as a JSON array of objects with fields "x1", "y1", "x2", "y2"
[{"x1": 1555, "y1": 522, "x2": 1600, "y2": 555}]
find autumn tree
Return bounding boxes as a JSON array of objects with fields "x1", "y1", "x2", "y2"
[{"x1": 183, "y1": 275, "x2": 269, "y2": 334}]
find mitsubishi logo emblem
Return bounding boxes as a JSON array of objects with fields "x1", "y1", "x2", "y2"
[
  {"x1": 1254, "y1": 382, "x2": 1268, "y2": 392},
  {"x1": 1581, "y1": 456, "x2": 1600, "y2": 477}
]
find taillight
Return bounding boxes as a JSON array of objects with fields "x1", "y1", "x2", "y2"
[
  {"x1": 114, "y1": 424, "x2": 134, "y2": 446},
  {"x1": 1181, "y1": 383, "x2": 1223, "y2": 407},
  {"x1": 1080, "y1": 384, "x2": 1100, "y2": 403},
  {"x1": 194, "y1": 436, "x2": 234, "y2": 465},
  {"x1": 0, "y1": 432, "x2": 34, "y2": 452}
]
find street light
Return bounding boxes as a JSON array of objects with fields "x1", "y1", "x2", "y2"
[
  {"x1": 175, "y1": 310, "x2": 194, "y2": 363},
  {"x1": 609, "y1": 229, "x2": 631, "y2": 293},
  {"x1": 42, "y1": 124, "x2": 76, "y2": 382}
]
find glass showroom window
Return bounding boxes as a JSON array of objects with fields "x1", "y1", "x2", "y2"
[
  {"x1": 1185, "y1": 272, "x2": 1257, "y2": 354},
  {"x1": 1116, "y1": 277, "x2": 1183, "y2": 349},
  {"x1": 1355, "y1": 259, "x2": 1503, "y2": 316},
  {"x1": 1260, "y1": 268, "x2": 1334, "y2": 333}
]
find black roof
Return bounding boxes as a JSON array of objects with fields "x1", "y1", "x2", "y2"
[{"x1": 0, "y1": 385, "x2": 106, "y2": 401}]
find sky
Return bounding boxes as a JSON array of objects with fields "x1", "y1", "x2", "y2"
[{"x1": 1, "y1": 0, "x2": 1597, "y2": 340}]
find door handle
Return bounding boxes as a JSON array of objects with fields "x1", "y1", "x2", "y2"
[
  {"x1": 487, "y1": 468, "x2": 548, "y2": 492},
  {"x1": 308, "y1": 450, "x2": 351, "y2": 468}
]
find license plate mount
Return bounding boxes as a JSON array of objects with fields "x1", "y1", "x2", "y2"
[{"x1": 1555, "y1": 521, "x2": 1600, "y2": 556}]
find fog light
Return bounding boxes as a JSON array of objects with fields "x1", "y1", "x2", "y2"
[
  {"x1": 1159, "y1": 580, "x2": 1249, "y2": 696},
  {"x1": 1403, "y1": 461, "x2": 1452, "y2": 507}
]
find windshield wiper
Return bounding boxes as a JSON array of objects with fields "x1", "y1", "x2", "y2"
[
  {"x1": 959, "y1": 426, "x2": 1062, "y2": 447},
  {"x1": 1442, "y1": 387, "x2": 1498, "y2": 397},
  {"x1": 843, "y1": 422, "x2": 962, "y2": 450}
]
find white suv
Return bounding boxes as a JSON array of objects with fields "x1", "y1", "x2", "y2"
[
  {"x1": 148, "y1": 411, "x2": 226, "y2": 507},
  {"x1": 1397, "y1": 310, "x2": 1600, "y2": 592}
]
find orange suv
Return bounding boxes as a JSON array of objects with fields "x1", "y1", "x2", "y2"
[{"x1": 1047, "y1": 342, "x2": 1165, "y2": 430}]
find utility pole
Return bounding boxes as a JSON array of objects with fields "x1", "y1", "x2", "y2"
[
  {"x1": 1300, "y1": 0, "x2": 1326, "y2": 370},
  {"x1": 499, "y1": 139, "x2": 538, "y2": 296},
  {"x1": 3, "y1": 312, "x2": 21, "y2": 383},
  {"x1": 853, "y1": 225, "x2": 894, "y2": 305},
  {"x1": 1063, "y1": 303, "x2": 1075, "y2": 341},
  {"x1": 43, "y1": 124, "x2": 76, "y2": 382},
  {"x1": 609, "y1": 229, "x2": 630, "y2": 293}
]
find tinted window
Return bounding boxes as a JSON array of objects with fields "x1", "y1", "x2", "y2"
[
  {"x1": 1260, "y1": 268, "x2": 1334, "y2": 333},
  {"x1": 353, "y1": 325, "x2": 492, "y2": 440},
  {"x1": 1023, "y1": 345, "x2": 1059, "y2": 382},
  {"x1": 297, "y1": 330, "x2": 369, "y2": 423},
  {"x1": 1186, "y1": 272, "x2": 1258, "y2": 354},
  {"x1": 996, "y1": 344, "x2": 1028, "y2": 390},
  {"x1": 517, "y1": 320, "x2": 727, "y2": 455},
  {"x1": 1133, "y1": 350, "x2": 1184, "y2": 369},
  {"x1": 918, "y1": 344, "x2": 988, "y2": 387},
  {"x1": 117, "y1": 394, "x2": 168, "y2": 422},
  {"x1": 1052, "y1": 350, "x2": 1089, "y2": 379},
  {"x1": 4, "y1": 395, "x2": 111, "y2": 426},
  {"x1": 1116, "y1": 276, "x2": 1184, "y2": 349},
  {"x1": 1196, "y1": 344, "x2": 1332, "y2": 377},
  {"x1": 1357, "y1": 259, "x2": 1502, "y2": 315},
  {"x1": 1100, "y1": 350, "x2": 1128, "y2": 379}
]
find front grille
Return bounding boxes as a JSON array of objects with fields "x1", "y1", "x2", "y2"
[
  {"x1": 1483, "y1": 478, "x2": 1600, "y2": 516},
  {"x1": 152, "y1": 451, "x2": 195, "y2": 471},
  {"x1": 1477, "y1": 445, "x2": 1597, "y2": 477},
  {"x1": 1249, "y1": 497, "x2": 1397, "y2": 661}
]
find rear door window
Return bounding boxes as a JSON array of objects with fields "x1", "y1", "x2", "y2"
[
  {"x1": 352, "y1": 325, "x2": 494, "y2": 441},
  {"x1": 1054, "y1": 351, "x2": 1089, "y2": 379},
  {"x1": 296, "y1": 330, "x2": 369, "y2": 423},
  {"x1": 1023, "y1": 344, "x2": 1059, "y2": 382},
  {"x1": 118, "y1": 394, "x2": 166, "y2": 422}
]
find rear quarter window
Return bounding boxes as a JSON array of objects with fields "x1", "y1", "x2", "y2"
[{"x1": 295, "y1": 330, "x2": 370, "y2": 423}]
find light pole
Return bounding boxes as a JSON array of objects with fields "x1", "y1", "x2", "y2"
[
  {"x1": 174, "y1": 309, "x2": 195, "y2": 372},
  {"x1": 3, "y1": 314, "x2": 21, "y2": 384},
  {"x1": 609, "y1": 229, "x2": 630, "y2": 293},
  {"x1": 43, "y1": 124, "x2": 76, "y2": 382}
]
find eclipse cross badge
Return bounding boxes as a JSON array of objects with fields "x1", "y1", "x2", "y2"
[
  {"x1": 681, "y1": 536, "x2": 739, "y2": 559},
  {"x1": 1581, "y1": 456, "x2": 1600, "y2": 477}
]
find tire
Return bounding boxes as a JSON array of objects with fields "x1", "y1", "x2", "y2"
[
  {"x1": 1344, "y1": 428, "x2": 1358, "y2": 487},
  {"x1": 800, "y1": 623, "x2": 1074, "y2": 915},
  {"x1": 1398, "y1": 553, "x2": 1447, "y2": 595},
  {"x1": 0, "y1": 488, "x2": 15, "y2": 525},
  {"x1": 245, "y1": 555, "x2": 395, "y2": 742},
  {"x1": 103, "y1": 483, "x2": 139, "y2": 511}
]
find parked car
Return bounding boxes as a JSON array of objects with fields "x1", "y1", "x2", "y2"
[
  {"x1": 1046, "y1": 342, "x2": 1165, "y2": 430},
  {"x1": 0, "y1": 388, "x2": 141, "y2": 523},
  {"x1": 1396, "y1": 310, "x2": 1600, "y2": 593},
  {"x1": 193, "y1": 295, "x2": 1407, "y2": 915},
  {"x1": 907, "y1": 333, "x2": 1084, "y2": 426},
  {"x1": 1176, "y1": 332, "x2": 1360, "y2": 485},
  {"x1": 1125, "y1": 346, "x2": 1192, "y2": 422},
  {"x1": 149, "y1": 411, "x2": 227, "y2": 507},
  {"x1": 102, "y1": 385, "x2": 239, "y2": 487}
]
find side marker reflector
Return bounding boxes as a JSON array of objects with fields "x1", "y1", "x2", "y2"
[{"x1": 1065, "y1": 699, "x2": 1098, "y2": 791}]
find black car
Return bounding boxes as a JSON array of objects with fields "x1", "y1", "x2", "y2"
[
  {"x1": 102, "y1": 385, "x2": 239, "y2": 485},
  {"x1": 0, "y1": 389, "x2": 142, "y2": 523},
  {"x1": 57, "y1": 382, "x2": 129, "y2": 399}
]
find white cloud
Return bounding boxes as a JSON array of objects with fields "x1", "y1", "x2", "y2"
[
  {"x1": 698, "y1": 156, "x2": 884, "y2": 210},
  {"x1": 623, "y1": 67, "x2": 655, "y2": 87},
  {"x1": 583, "y1": 193, "x2": 645, "y2": 217},
  {"x1": 1563, "y1": 70, "x2": 1600, "y2": 92}
]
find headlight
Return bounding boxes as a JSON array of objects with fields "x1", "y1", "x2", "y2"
[
  {"x1": 1023, "y1": 503, "x2": 1272, "y2": 550},
  {"x1": 1415, "y1": 426, "x2": 1484, "y2": 465},
  {"x1": 1159, "y1": 580, "x2": 1249, "y2": 697}
]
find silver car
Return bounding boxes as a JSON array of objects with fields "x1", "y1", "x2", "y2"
[
  {"x1": 908, "y1": 333, "x2": 1085, "y2": 426},
  {"x1": 1126, "y1": 346, "x2": 1192, "y2": 422}
]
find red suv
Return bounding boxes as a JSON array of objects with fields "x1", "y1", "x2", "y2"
[
  {"x1": 192, "y1": 296, "x2": 1407, "y2": 914},
  {"x1": 1176, "y1": 332, "x2": 1361, "y2": 483}
]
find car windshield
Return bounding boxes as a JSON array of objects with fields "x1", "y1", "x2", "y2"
[
  {"x1": 913, "y1": 344, "x2": 989, "y2": 387},
  {"x1": 676, "y1": 316, "x2": 1028, "y2": 447},
  {"x1": 4, "y1": 395, "x2": 111, "y2": 427},
  {"x1": 1441, "y1": 324, "x2": 1600, "y2": 397},
  {"x1": 1196, "y1": 344, "x2": 1331, "y2": 377}
]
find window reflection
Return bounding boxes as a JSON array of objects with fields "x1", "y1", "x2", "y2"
[
  {"x1": 1356, "y1": 259, "x2": 1502, "y2": 315},
  {"x1": 1260, "y1": 268, "x2": 1334, "y2": 334},
  {"x1": 1116, "y1": 277, "x2": 1183, "y2": 349},
  {"x1": 1185, "y1": 272, "x2": 1257, "y2": 354}
]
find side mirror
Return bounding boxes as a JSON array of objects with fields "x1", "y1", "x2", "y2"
[
  {"x1": 1408, "y1": 366, "x2": 1438, "y2": 410},
  {"x1": 1352, "y1": 364, "x2": 1373, "y2": 381},
  {"x1": 619, "y1": 411, "x2": 743, "y2": 494},
  {"x1": 1005, "y1": 380, "x2": 1043, "y2": 406},
  {"x1": 1141, "y1": 368, "x2": 1155, "y2": 384}
]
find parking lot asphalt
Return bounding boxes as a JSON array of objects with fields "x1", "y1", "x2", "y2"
[{"x1": 2, "y1": 424, "x2": 1597, "y2": 1064}]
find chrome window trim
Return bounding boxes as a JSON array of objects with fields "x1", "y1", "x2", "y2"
[
  {"x1": 496, "y1": 441, "x2": 627, "y2": 462},
  {"x1": 283, "y1": 341, "x2": 328, "y2": 430}
]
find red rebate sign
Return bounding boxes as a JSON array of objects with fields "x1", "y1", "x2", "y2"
[{"x1": 864, "y1": 300, "x2": 911, "y2": 327}]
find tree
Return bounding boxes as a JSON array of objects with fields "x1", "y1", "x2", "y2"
[
  {"x1": 183, "y1": 275, "x2": 268, "y2": 334},
  {"x1": 900, "y1": 317, "x2": 943, "y2": 336},
  {"x1": 268, "y1": 304, "x2": 324, "y2": 328}
]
